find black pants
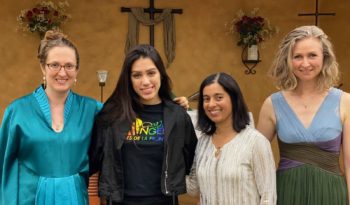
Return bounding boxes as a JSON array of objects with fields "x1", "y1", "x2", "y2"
[{"x1": 110, "y1": 195, "x2": 179, "y2": 205}]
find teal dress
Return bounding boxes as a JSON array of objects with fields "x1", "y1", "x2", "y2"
[
  {"x1": 0, "y1": 85, "x2": 102, "y2": 205},
  {"x1": 271, "y1": 87, "x2": 347, "y2": 205}
]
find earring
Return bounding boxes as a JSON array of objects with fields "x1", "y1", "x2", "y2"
[
  {"x1": 74, "y1": 78, "x2": 77, "y2": 86},
  {"x1": 43, "y1": 76, "x2": 46, "y2": 89}
]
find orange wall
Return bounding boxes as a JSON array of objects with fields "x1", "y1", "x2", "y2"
[{"x1": 1, "y1": 0, "x2": 350, "y2": 165}]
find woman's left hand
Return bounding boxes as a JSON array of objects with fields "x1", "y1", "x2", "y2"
[{"x1": 173, "y1": 96, "x2": 190, "y2": 110}]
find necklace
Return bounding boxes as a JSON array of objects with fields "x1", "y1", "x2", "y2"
[
  {"x1": 53, "y1": 124, "x2": 63, "y2": 132},
  {"x1": 298, "y1": 98, "x2": 310, "y2": 109},
  {"x1": 214, "y1": 147, "x2": 222, "y2": 158},
  {"x1": 302, "y1": 103, "x2": 308, "y2": 109},
  {"x1": 291, "y1": 89, "x2": 329, "y2": 110},
  {"x1": 52, "y1": 121, "x2": 63, "y2": 132}
]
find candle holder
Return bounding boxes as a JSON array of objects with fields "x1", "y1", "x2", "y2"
[
  {"x1": 97, "y1": 70, "x2": 108, "y2": 102},
  {"x1": 241, "y1": 45, "x2": 261, "y2": 75}
]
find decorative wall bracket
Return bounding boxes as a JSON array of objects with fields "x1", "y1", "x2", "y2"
[{"x1": 241, "y1": 45, "x2": 261, "y2": 74}]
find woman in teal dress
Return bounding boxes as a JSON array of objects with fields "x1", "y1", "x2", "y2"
[
  {"x1": 0, "y1": 31, "x2": 102, "y2": 205},
  {"x1": 257, "y1": 25, "x2": 350, "y2": 204}
]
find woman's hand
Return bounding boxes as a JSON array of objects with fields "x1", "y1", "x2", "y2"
[{"x1": 173, "y1": 96, "x2": 190, "y2": 110}]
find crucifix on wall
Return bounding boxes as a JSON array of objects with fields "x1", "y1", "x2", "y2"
[
  {"x1": 298, "y1": 0, "x2": 335, "y2": 26},
  {"x1": 121, "y1": 0, "x2": 183, "y2": 66}
]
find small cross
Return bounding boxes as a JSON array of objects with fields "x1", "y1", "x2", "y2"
[{"x1": 298, "y1": 0, "x2": 335, "y2": 26}]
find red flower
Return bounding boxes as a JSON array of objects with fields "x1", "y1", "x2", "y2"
[
  {"x1": 26, "y1": 10, "x2": 33, "y2": 19},
  {"x1": 227, "y1": 9, "x2": 277, "y2": 47},
  {"x1": 32, "y1": 8, "x2": 40, "y2": 14},
  {"x1": 18, "y1": 1, "x2": 71, "y2": 37},
  {"x1": 40, "y1": 7, "x2": 50, "y2": 14}
]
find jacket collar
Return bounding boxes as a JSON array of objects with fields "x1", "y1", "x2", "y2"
[{"x1": 163, "y1": 99, "x2": 177, "y2": 140}]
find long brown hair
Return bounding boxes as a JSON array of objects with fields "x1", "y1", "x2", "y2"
[{"x1": 97, "y1": 44, "x2": 173, "y2": 125}]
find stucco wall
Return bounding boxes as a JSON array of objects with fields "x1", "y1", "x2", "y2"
[{"x1": 1, "y1": 0, "x2": 350, "y2": 162}]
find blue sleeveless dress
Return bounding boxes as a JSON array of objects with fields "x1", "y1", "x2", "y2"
[
  {"x1": 0, "y1": 85, "x2": 102, "y2": 205},
  {"x1": 271, "y1": 87, "x2": 347, "y2": 205}
]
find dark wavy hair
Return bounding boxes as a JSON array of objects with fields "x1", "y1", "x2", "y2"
[
  {"x1": 197, "y1": 72, "x2": 250, "y2": 135},
  {"x1": 97, "y1": 44, "x2": 173, "y2": 124}
]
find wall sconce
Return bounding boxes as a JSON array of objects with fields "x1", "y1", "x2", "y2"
[
  {"x1": 241, "y1": 45, "x2": 261, "y2": 74},
  {"x1": 97, "y1": 70, "x2": 108, "y2": 102}
]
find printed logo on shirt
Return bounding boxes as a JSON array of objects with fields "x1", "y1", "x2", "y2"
[{"x1": 126, "y1": 118, "x2": 165, "y2": 143}]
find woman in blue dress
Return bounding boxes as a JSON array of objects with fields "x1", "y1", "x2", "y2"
[{"x1": 257, "y1": 25, "x2": 350, "y2": 204}]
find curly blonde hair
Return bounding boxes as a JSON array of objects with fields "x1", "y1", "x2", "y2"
[{"x1": 269, "y1": 25, "x2": 339, "y2": 91}]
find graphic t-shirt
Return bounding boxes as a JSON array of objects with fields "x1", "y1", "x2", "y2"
[{"x1": 122, "y1": 103, "x2": 165, "y2": 197}]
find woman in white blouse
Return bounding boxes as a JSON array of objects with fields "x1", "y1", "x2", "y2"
[{"x1": 186, "y1": 72, "x2": 276, "y2": 205}]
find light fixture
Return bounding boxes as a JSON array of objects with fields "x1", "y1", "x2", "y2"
[{"x1": 97, "y1": 70, "x2": 108, "y2": 102}]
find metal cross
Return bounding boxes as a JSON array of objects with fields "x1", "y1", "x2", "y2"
[{"x1": 298, "y1": 0, "x2": 335, "y2": 26}]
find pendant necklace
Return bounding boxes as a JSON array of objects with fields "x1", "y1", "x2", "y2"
[
  {"x1": 53, "y1": 124, "x2": 63, "y2": 132},
  {"x1": 302, "y1": 104, "x2": 307, "y2": 109},
  {"x1": 215, "y1": 147, "x2": 222, "y2": 158}
]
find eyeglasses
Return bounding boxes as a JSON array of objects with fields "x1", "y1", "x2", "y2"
[{"x1": 46, "y1": 63, "x2": 77, "y2": 72}]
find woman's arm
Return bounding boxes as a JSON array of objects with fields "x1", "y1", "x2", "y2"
[
  {"x1": 257, "y1": 96, "x2": 277, "y2": 142},
  {"x1": 185, "y1": 156, "x2": 200, "y2": 197},
  {"x1": 0, "y1": 106, "x2": 20, "y2": 205},
  {"x1": 185, "y1": 139, "x2": 200, "y2": 197},
  {"x1": 88, "y1": 121, "x2": 105, "y2": 176},
  {"x1": 252, "y1": 133, "x2": 277, "y2": 205},
  {"x1": 183, "y1": 112, "x2": 198, "y2": 173},
  {"x1": 340, "y1": 92, "x2": 350, "y2": 200},
  {"x1": 183, "y1": 112, "x2": 199, "y2": 197}
]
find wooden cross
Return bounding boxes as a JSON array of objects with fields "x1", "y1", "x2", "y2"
[
  {"x1": 298, "y1": 0, "x2": 335, "y2": 26},
  {"x1": 121, "y1": 0, "x2": 183, "y2": 46}
]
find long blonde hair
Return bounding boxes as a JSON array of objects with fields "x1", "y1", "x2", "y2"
[{"x1": 270, "y1": 25, "x2": 339, "y2": 91}]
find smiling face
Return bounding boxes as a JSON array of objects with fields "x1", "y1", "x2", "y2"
[
  {"x1": 203, "y1": 82, "x2": 233, "y2": 126},
  {"x1": 131, "y1": 57, "x2": 161, "y2": 105},
  {"x1": 291, "y1": 37, "x2": 324, "y2": 82},
  {"x1": 41, "y1": 46, "x2": 78, "y2": 95}
]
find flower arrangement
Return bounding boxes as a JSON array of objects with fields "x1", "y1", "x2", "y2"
[
  {"x1": 17, "y1": 1, "x2": 71, "y2": 37},
  {"x1": 227, "y1": 8, "x2": 277, "y2": 47}
]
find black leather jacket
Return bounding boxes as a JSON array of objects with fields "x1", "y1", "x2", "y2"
[{"x1": 89, "y1": 100, "x2": 198, "y2": 203}]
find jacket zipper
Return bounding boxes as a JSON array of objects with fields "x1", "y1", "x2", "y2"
[{"x1": 164, "y1": 148, "x2": 169, "y2": 194}]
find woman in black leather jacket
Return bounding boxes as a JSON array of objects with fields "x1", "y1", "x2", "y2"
[{"x1": 89, "y1": 44, "x2": 198, "y2": 205}]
